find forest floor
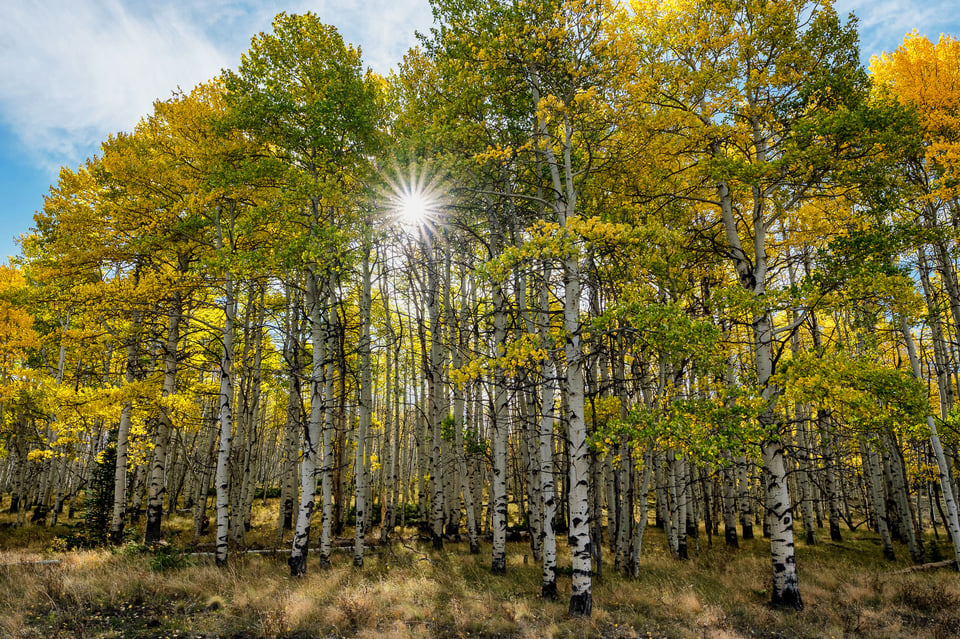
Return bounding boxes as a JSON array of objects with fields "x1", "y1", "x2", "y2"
[{"x1": 1, "y1": 502, "x2": 959, "y2": 638}]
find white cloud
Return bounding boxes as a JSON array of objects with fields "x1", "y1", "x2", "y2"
[
  {"x1": 835, "y1": 0, "x2": 960, "y2": 60},
  {"x1": 307, "y1": 0, "x2": 434, "y2": 74},
  {"x1": 0, "y1": 0, "x2": 432, "y2": 173},
  {"x1": 2, "y1": 0, "x2": 957, "y2": 180},
  {"x1": 0, "y1": 0, "x2": 232, "y2": 171}
]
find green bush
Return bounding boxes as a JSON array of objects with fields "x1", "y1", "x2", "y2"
[
  {"x1": 82, "y1": 444, "x2": 116, "y2": 547},
  {"x1": 148, "y1": 542, "x2": 192, "y2": 572}
]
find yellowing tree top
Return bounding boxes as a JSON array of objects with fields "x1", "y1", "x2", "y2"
[{"x1": 871, "y1": 32, "x2": 960, "y2": 188}]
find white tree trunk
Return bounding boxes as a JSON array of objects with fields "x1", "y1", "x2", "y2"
[
  {"x1": 290, "y1": 271, "x2": 325, "y2": 576},
  {"x1": 110, "y1": 333, "x2": 138, "y2": 544},
  {"x1": 491, "y1": 279, "x2": 509, "y2": 573},
  {"x1": 214, "y1": 273, "x2": 235, "y2": 566},
  {"x1": 277, "y1": 286, "x2": 302, "y2": 543},
  {"x1": 540, "y1": 341, "x2": 558, "y2": 598},
  {"x1": 354, "y1": 237, "x2": 372, "y2": 567},
  {"x1": 901, "y1": 314, "x2": 960, "y2": 568},
  {"x1": 426, "y1": 238, "x2": 445, "y2": 551},
  {"x1": 629, "y1": 446, "x2": 653, "y2": 578},
  {"x1": 564, "y1": 247, "x2": 591, "y2": 616},
  {"x1": 453, "y1": 274, "x2": 479, "y2": 553},
  {"x1": 318, "y1": 269, "x2": 338, "y2": 568},
  {"x1": 145, "y1": 300, "x2": 180, "y2": 543}
]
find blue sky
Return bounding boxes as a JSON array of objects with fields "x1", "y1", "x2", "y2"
[{"x1": 0, "y1": 0, "x2": 957, "y2": 265}]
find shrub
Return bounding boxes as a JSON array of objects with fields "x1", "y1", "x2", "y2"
[{"x1": 82, "y1": 444, "x2": 116, "y2": 547}]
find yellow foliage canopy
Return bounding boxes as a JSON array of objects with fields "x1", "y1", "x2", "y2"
[{"x1": 871, "y1": 32, "x2": 960, "y2": 194}]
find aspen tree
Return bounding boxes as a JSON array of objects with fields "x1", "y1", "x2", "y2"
[
  {"x1": 872, "y1": 33, "x2": 960, "y2": 569},
  {"x1": 225, "y1": 11, "x2": 380, "y2": 573},
  {"x1": 355, "y1": 228, "x2": 373, "y2": 566},
  {"x1": 631, "y1": 0, "x2": 885, "y2": 608}
]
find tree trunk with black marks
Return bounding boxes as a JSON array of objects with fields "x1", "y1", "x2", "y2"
[
  {"x1": 818, "y1": 410, "x2": 842, "y2": 543},
  {"x1": 901, "y1": 313, "x2": 960, "y2": 568},
  {"x1": 722, "y1": 455, "x2": 739, "y2": 548},
  {"x1": 354, "y1": 235, "x2": 372, "y2": 567},
  {"x1": 146, "y1": 292, "x2": 182, "y2": 543},
  {"x1": 426, "y1": 236, "x2": 444, "y2": 552},
  {"x1": 490, "y1": 276, "x2": 509, "y2": 574},
  {"x1": 862, "y1": 441, "x2": 895, "y2": 560},
  {"x1": 289, "y1": 271, "x2": 326, "y2": 576},
  {"x1": 452, "y1": 272, "x2": 479, "y2": 553},
  {"x1": 214, "y1": 269, "x2": 236, "y2": 566},
  {"x1": 111, "y1": 326, "x2": 139, "y2": 545},
  {"x1": 539, "y1": 352, "x2": 559, "y2": 599},
  {"x1": 318, "y1": 270, "x2": 338, "y2": 569},
  {"x1": 277, "y1": 286, "x2": 303, "y2": 543},
  {"x1": 564, "y1": 239, "x2": 591, "y2": 617},
  {"x1": 629, "y1": 446, "x2": 653, "y2": 578}
]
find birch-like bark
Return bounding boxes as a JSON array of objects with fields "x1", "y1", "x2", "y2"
[
  {"x1": 564, "y1": 230, "x2": 591, "y2": 616},
  {"x1": 678, "y1": 459, "x2": 691, "y2": 558},
  {"x1": 614, "y1": 336, "x2": 632, "y2": 570},
  {"x1": 862, "y1": 441, "x2": 895, "y2": 560},
  {"x1": 722, "y1": 454, "x2": 739, "y2": 548},
  {"x1": 794, "y1": 414, "x2": 818, "y2": 545},
  {"x1": 214, "y1": 208, "x2": 236, "y2": 566},
  {"x1": 531, "y1": 100, "x2": 592, "y2": 615},
  {"x1": 354, "y1": 235, "x2": 372, "y2": 567},
  {"x1": 129, "y1": 462, "x2": 147, "y2": 523},
  {"x1": 818, "y1": 410, "x2": 842, "y2": 542},
  {"x1": 629, "y1": 445, "x2": 653, "y2": 578},
  {"x1": 452, "y1": 273, "x2": 479, "y2": 553},
  {"x1": 615, "y1": 442, "x2": 632, "y2": 570},
  {"x1": 233, "y1": 285, "x2": 265, "y2": 542},
  {"x1": 901, "y1": 314, "x2": 960, "y2": 568},
  {"x1": 193, "y1": 407, "x2": 217, "y2": 543},
  {"x1": 884, "y1": 428, "x2": 923, "y2": 562},
  {"x1": 736, "y1": 456, "x2": 754, "y2": 540},
  {"x1": 145, "y1": 290, "x2": 182, "y2": 543},
  {"x1": 666, "y1": 453, "x2": 680, "y2": 558},
  {"x1": 426, "y1": 237, "x2": 445, "y2": 551},
  {"x1": 289, "y1": 273, "x2": 323, "y2": 575},
  {"x1": 718, "y1": 174, "x2": 801, "y2": 609},
  {"x1": 539, "y1": 353, "x2": 559, "y2": 599},
  {"x1": 318, "y1": 269, "x2": 338, "y2": 568},
  {"x1": 785, "y1": 260, "x2": 816, "y2": 545},
  {"x1": 686, "y1": 460, "x2": 700, "y2": 550},
  {"x1": 379, "y1": 259, "x2": 398, "y2": 542},
  {"x1": 511, "y1": 271, "x2": 541, "y2": 560},
  {"x1": 490, "y1": 277, "x2": 509, "y2": 573},
  {"x1": 277, "y1": 285, "x2": 303, "y2": 543},
  {"x1": 110, "y1": 326, "x2": 139, "y2": 544}
]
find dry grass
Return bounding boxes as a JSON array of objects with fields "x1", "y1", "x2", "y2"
[{"x1": 1, "y1": 503, "x2": 960, "y2": 638}]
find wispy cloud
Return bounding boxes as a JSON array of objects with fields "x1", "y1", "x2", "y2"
[
  {"x1": 0, "y1": 0, "x2": 432, "y2": 174},
  {"x1": 0, "y1": 0, "x2": 231, "y2": 171},
  {"x1": 306, "y1": 0, "x2": 434, "y2": 74},
  {"x1": 835, "y1": 0, "x2": 960, "y2": 60}
]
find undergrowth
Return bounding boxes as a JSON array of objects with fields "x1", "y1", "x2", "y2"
[{"x1": 1, "y1": 499, "x2": 959, "y2": 638}]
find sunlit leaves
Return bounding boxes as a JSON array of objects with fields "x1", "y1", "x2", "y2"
[
  {"x1": 872, "y1": 33, "x2": 960, "y2": 196},
  {"x1": 777, "y1": 350, "x2": 931, "y2": 440}
]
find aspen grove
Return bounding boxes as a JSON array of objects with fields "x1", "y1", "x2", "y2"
[{"x1": 5, "y1": 0, "x2": 960, "y2": 617}]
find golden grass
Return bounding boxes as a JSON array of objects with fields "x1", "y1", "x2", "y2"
[{"x1": 2, "y1": 503, "x2": 960, "y2": 638}]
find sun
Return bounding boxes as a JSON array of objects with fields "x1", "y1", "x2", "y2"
[
  {"x1": 382, "y1": 162, "x2": 446, "y2": 234},
  {"x1": 398, "y1": 189, "x2": 432, "y2": 227}
]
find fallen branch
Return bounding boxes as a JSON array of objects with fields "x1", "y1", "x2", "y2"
[
  {"x1": 0, "y1": 559, "x2": 61, "y2": 567},
  {"x1": 188, "y1": 546, "x2": 380, "y2": 558},
  {"x1": 400, "y1": 543, "x2": 435, "y2": 564},
  {"x1": 885, "y1": 559, "x2": 958, "y2": 575}
]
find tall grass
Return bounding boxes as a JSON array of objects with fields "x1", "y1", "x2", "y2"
[{"x1": 2, "y1": 501, "x2": 959, "y2": 638}]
